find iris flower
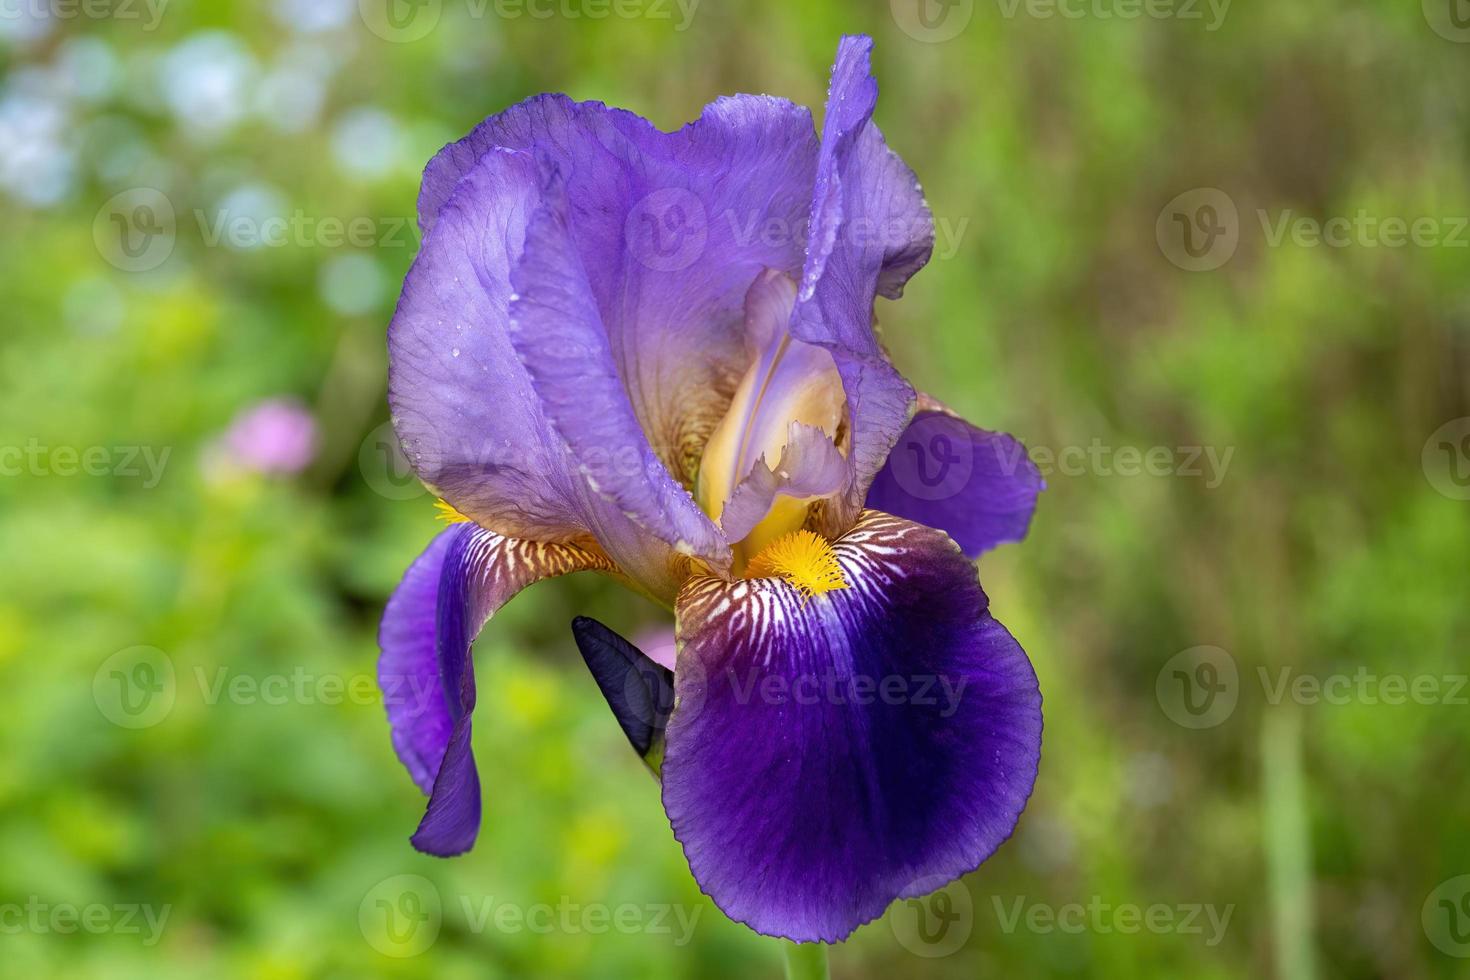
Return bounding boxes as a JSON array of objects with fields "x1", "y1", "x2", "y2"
[{"x1": 378, "y1": 34, "x2": 1044, "y2": 944}]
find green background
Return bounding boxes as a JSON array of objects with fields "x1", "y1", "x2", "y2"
[{"x1": 2, "y1": 0, "x2": 1468, "y2": 976}]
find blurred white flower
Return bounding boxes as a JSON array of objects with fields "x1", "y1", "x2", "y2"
[
  {"x1": 55, "y1": 36, "x2": 120, "y2": 104},
  {"x1": 0, "y1": 87, "x2": 76, "y2": 207},
  {"x1": 254, "y1": 43, "x2": 336, "y2": 133},
  {"x1": 0, "y1": 2, "x2": 52, "y2": 46},
  {"x1": 211, "y1": 182, "x2": 290, "y2": 251},
  {"x1": 319, "y1": 253, "x2": 386, "y2": 316},
  {"x1": 271, "y1": 0, "x2": 355, "y2": 34},
  {"x1": 330, "y1": 106, "x2": 404, "y2": 181},
  {"x1": 157, "y1": 32, "x2": 259, "y2": 140}
]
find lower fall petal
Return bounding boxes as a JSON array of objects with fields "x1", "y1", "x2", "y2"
[
  {"x1": 378, "y1": 524, "x2": 612, "y2": 856},
  {"x1": 661, "y1": 511, "x2": 1042, "y2": 942}
]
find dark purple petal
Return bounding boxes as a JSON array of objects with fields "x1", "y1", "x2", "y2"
[
  {"x1": 789, "y1": 36, "x2": 935, "y2": 525},
  {"x1": 662, "y1": 511, "x2": 1042, "y2": 943},
  {"x1": 865, "y1": 409, "x2": 1045, "y2": 558},
  {"x1": 415, "y1": 93, "x2": 821, "y2": 487},
  {"x1": 378, "y1": 524, "x2": 612, "y2": 856}
]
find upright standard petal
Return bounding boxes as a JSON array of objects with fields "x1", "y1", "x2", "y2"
[
  {"x1": 508, "y1": 166, "x2": 730, "y2": 573},
  {"x1": 390, "y1": 148, "x2": 711, "y2": 600},
  {"x1": 388, "y1": 149, "x2": 589, "y2": 542},
  {"x1": 789, "y1": 35, "x2": 937, "y2": 527},
  {"x1": 661, "y1": 512, "x2": 1042, "y2": 942},
  {"x1": 416, "y1": 93, "x2": 821, "y2": 487},
  {"x1": 865, "y1": 406, "x2": 1045, "y2": 558},
  {"x1": 378, "y1": 523, "x2": 612, "y2": 856}
]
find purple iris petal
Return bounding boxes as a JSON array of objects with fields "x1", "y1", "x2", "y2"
[
  {"x1": 866, "y1": 408, "x2": 1045, "y2": 558},
  {"x1": 662, "y1": 511, "x2": 1042, "y2": 942},
  {"x1": 415, "y1": 93, "x2": 820, "y2": 489},
  {"x1": 378, "y1": 529, "x2": 456, "y2": 794},
  {"x1": 389, "y1": 146, "x2": 703, "y2": 599},
  {"x1": 789, "y1": 35, "x2": 936, "y2": 526},
  {"x1": 508, "y1": 164, "x2": 729, "y2": 575},
  {"x1": 388, "y1": 149, "x2": 593, "y2": 542},
  {"x1": 378, "y1": 523, "x2": 611, "y2": 856}
]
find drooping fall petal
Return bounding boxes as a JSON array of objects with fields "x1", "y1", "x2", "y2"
[
  {"x1": 662, "y1": 512, "x2": 1042, "y2": 942},
  {"x1": 378, "y1": 524, "x2": 611, "y2": 855}
]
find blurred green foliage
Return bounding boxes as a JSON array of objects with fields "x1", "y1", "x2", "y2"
[{"x1": 1, "y1": 0, "x2": 1467, "y2": 977}]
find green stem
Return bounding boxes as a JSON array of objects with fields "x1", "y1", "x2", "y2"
[
  {"x1": 782, "y1": 941, "x2": 829, "y2": 980},
  {"x1": 1263, "y1": 707, "x2": 1315, "y2": 980}
]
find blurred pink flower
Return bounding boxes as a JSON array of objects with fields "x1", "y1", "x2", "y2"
[{"x1": 216, "y1": 397, "x2": 319, "y2": 475}]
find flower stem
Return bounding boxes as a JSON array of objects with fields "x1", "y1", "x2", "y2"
[{"x1": 782, "y1": 941, "x2": 829, "y2": 980}]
